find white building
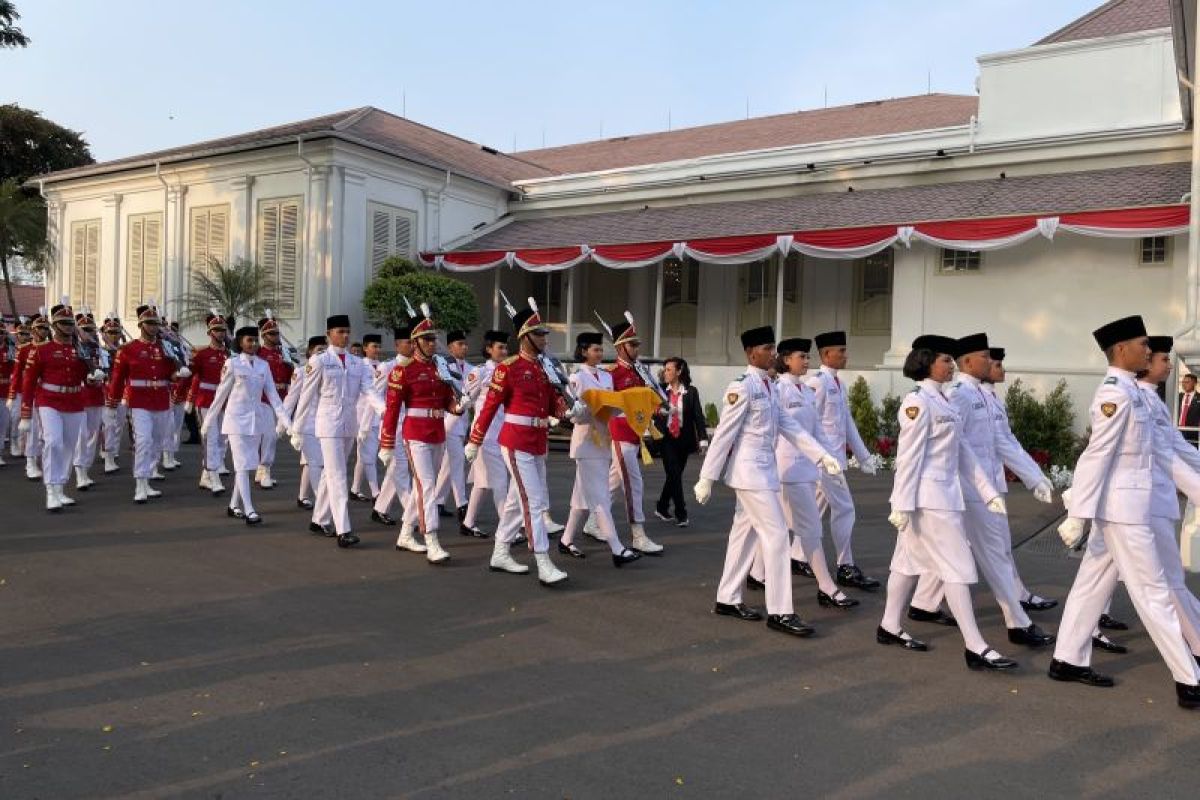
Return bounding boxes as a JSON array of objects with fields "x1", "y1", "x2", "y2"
[{"x1": 33, "y1": 0, "x2": 1195, "y2": 427}]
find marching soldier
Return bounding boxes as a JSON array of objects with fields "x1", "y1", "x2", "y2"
[
  {"x1": 71, "y1": 309, "x2": 105, "y2": 491},
  {"x1": 694, "y1": 325, "x2": 844, "y2": 637},
  {"x1": 458, "y1": 330, "x2": 509, "y2": 539},
  {"x1": 1, "y1": 318, "x2": 30, "y2": 465},
  {"x1": 434, "y1": 329, "x2": 471, "y2": 522},
  {"x1": 370, "y1": 325, "x2": 414, "y2": 529},
  {"x1": 351, "y1": 333, "x2": 384, "y2": 501},
  {"x1": 188, "y1": 312, "x2": 230, "y2": 496},
  {"x1": 255, "y1": 313, "x2": 294, "y2": 490},
  {"x1": 162, "y1": 318, "x2": 188, "y2": 473},
  {"x1": 284, "y1": 335, "x2": 327, "y2": 511},
  {"x1": 98, "y1": 313, "x2": 125, "y2": 474},
  {"x1": 1051, "y1": 316, "x2": 1200, "y2": 707},
  {"x1": 804, "y1": 330, "x2": 879, "y2": 590},
  {"x1": 13, "y1": 310, "x2": 51, "y2": 480}
]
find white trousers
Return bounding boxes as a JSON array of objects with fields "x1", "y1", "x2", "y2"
[
  {"x1": 1152, "y1": 515, "x2": 1200, "y2": 656},
  {"x1": 752, "y1": 481, "x2": 824, "y2": 577},
  {"x1": 197, "y1": 407, "x2": 228, "y2": 471},
  {"x1": 313, "y1": 436, "x2": 353, "y2": 534},
  {"x1": 257, "y1": 403, "x2": 278, "y2": 468},
  {"x1": 716, "y1": 490, "x2": 794, "y2": 615},
  {"x1": 435, "y1": 431, "x2": 468, "y2": 508},
  {"x1": 1054, "y1": 521, "x2": 1200, "y2": 685},
  {"x1": 130, "y1": 408, "x2": 173, "y2": 479},
  {"x1": 608, "y1": 440, "x2": 645, "y2": 524},
  {"x1": 352, "y1": 422, "x2": 380, "y2": 495},
  {"x1": 102, "y1": 400, "x2": 127, "y2": 456},
  {"x1": 24, "y1": 404, "x2": 42, "y2": 459},
  {"x1": 299, "y1": 434, "x2": 324, "y2": 502},
  {"x1": 816, "y1": 469, "x2": 856, "y2": 566},
  {"x1": 166, "y1": 403, "x2": 184, "y2": 454},
  {"x1": 373, "y1": 442, "x2": 412, "y2": 517},
  {"x1": 463, "y1": 443, "x2": 507, "y2": 527},
  {"x1": 0, "y1": 393, "x2": 9, "y2": 451},
  {"x1": 403, "y1": 440, "x2": 444, "y2": 534},
  {"x1": 909, "y1": 500, "x2": 1031, "y2": 628},
  {"x1": 38, "y1": 407, "x2": 83, "y2": 487},
  {"x1": 73, "y1": 405, "x2": 103, "y2": 468},
  {"x1": 498, "y1": 446, "x2": 550, "y2": 552}
]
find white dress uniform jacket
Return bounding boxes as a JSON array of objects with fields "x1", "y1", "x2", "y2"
[
  {"x1": 292, "y1": 346, "x2": 373, "y2": 439},
  {"x1": 946, "y1": 374, "x2": 1045, "y2": 501},
  {"x1": 775, "y1": 374, "x2": 831, "y2": 485},
  {"x1": 568, "y1": 365, "x2": 613, "y2": 461},
  {"x1": 805, "y1": 365, "x2": 871, "y2": 467},
  {"x1": 207, "y1": 353, "x2": 287, "y2": 436},
  {"x1": 1140, "y1": 381, "x2": 1200, "y2": 518},
  {"x1": 443, "y1": 357, "x2": 470, "y2": 438},
  {"x1": 356, "y1": 358, "x2": 384, "y2": 432}
]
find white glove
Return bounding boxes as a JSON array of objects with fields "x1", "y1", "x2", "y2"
[
  {"x1": 289, "y1": 433, "x2": 304, "y2": 452},
  {"x1": 818, "y1": 454, "x2": 843, "y2": 476},
  {"x1": 548, "y1": 416, "x2": 561, "y2": 429},
  {"x1": 89, "y1": 369, "x2": 106, "y2": 384},
  {"x1": 184, "y1": 402, "x2": 194, "y2": 415},
  {"x1": 566, "y1": 400, "x2": 587, "y2": 421},
  {"x1": 694, "y1": 477, "x2": 713, "y2": 505},
  {"x1": 1061, "y1": 487, "x2": 1073, "y2": 510},
  {"x1": 887, "y1": 509, "x2": 911, "y2": 531},
  {"x1": 17, "y1": 418, "x2": 30, "y2": 435},
  {"x1": 1058, "y1": 517, "x2": 1087, "y2": 548},
  {"x1": 698, "y1": 440, "x2": 709, "y2": 453},
  {"x1": 464, "y1": 442, "x2": 479, "y2": 463},
  {"x1": 1032, "y1": 480, "x2": 1054, "y2": 504},
  {"x1": 379, "y1": 448, "x2": 394, "y2": 467},
  {"x1": 986, "y1": 496, "x2": 1007, "y2": 515},
  {"x1": 200, "y1": 421, "x2": 212, "y2": 438},
  {"x1": 275, "y1": 418, "x2": 290, "y2": 439},
  {"x1": 174, "y1": 367, "x2": 192, "y2": 380},
  {"x1": 357, "y1": 428, "x2": 371, "y2": 444},
  {"x1": 859, "y1": 459, "x2": 877, "y2": 475}
]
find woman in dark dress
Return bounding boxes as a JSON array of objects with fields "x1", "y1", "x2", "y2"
[{"x1": 654, "y1": 357, "x2": 708, "y2": 527}]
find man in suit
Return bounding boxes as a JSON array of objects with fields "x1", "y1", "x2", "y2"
[{"x1": 1179, "y1": 374, "x2": 1199, "y2": 445}]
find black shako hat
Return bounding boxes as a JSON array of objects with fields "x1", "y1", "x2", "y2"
[
  {"x1": 362, "y1": 334, "x2": 382, "y2": 346},
  {"x1": 326, "y1": 314, "x2": 350, "y2": 330},
  {"x1": 576, "y1": 331, "x2": 603, "y2": 348},
  {"x1": 235, "y1": 326, "x2": 259, "y2": 340},
  {"x1": 814, "y1": 330, "x2": 846, "y2": 350},
  {"x1": 740, "y1": 325, "x2": 775, "y2": 349},
  {"x1": 307, "y1": 335, "x2": 327, "y2": 349},
  {"x1": 1148, "y1": 335, "x2": 1174, "y2": 354},
  {"x1": 483, "y1": 330, "x2": 508, "y2": 345},
  {"x1": 989, "y1": 347, "x2": 1006, "y2": 362},
  {"x1": 446, "y1": 330, "x2": 467, "y2": 344},
  {"x1": 954, "y1": 332, "x2": 989, "y2": 358},
  {"x1": 1092, "y1": 315, "x2": 1147, "y2": 350},
  {"x1": 912, "y1": 335, "x2": 958, "y2": 355},
  {"x1": 393, "y1": 325, "x2": 411, "y2": 341},
  {"x1": 777, "y1": 337, "x2": 811, "y2": 354}
]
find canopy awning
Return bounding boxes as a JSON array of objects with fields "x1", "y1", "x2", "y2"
[{"x1": 421, "y1": 162, "x2": 1190, "y2": 271}]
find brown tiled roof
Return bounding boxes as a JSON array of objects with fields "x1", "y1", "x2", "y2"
[
  {"x1": 458, "y1": 162, "x2": 1189, "y2": 250},
  {"x1": 3, "y1": 283, "x2": 46, "y2": 319},
  {"x1": 1036, "y1": 0, "x2": 1170, "y2": 45},
  {"x1": 512, "y1": 95, "x2": 979, "y2": 176},
  {"x1": 38, "y1": 107, "x2": 554, "y2": 189}
]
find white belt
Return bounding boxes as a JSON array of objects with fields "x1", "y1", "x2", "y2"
[
  {"x1": 505, "y1": 414, "x2": 549, "y2": 428},
  {"x1": 43, "y1": 383, "x2": 81, "y2": 394},
  {"x1": 406, "y1": 408, "x2": 445, "y2": 419},
  {"x1": 199, "y1": 381, "x2": 218, "y2": 391},
  {"x1": 129, "y1": 379, "x2": 168, "y2": 388}
]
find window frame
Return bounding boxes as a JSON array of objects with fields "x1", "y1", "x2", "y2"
[
  {"x1": 366, "y1": 200, "x2": 418, "y2": 275},
  {"x1": 255, "y1": 196, "x2": 303, "y2": 318},
  {"x1": 938, "y1": 247, "x2": 982, "y2": 274},
  {"x1": 851, "y1": 249, "x2": 894, "y2": 336},
  {"x1": 69, "y1": 218, "x2": 101, "y2": 310},
  {"x1": 1137, "y1": 235, "x2": 1171, "y2": 266},
  {"x1": 124, "y1": 212, "x2": 163, "y2": 319}
]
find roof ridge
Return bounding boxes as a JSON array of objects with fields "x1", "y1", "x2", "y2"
[
  {"x1": 1036, "y1": 0, "x2": 1126, "y2": 44},
  {"x1": 332, "y1": 106, "x2": 375, "y2": 131},
  {"x1": 348, "y1": 106, "x2": 549, "y2": 170}
]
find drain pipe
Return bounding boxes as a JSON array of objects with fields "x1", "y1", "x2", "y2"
[
  {"x1": 297, "y1": 136, "x2": 318, "y2": 319},
  {"x1": 1175, "y1": 34, "x2": 1200, "y2": 363},
  {"x1": 155, "y1": 162, "x2": 171, "y2": 308}
]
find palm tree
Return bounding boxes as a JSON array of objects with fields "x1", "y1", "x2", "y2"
[
  {"x1": 0, "y1": 2, "x2": 30, "y2": 48},
  {"x1": 173, "y1": 257, "x2": 277, "y2": 329},
  {"x1": 0, "y1": 179, "x2": 45, "y2": 318}
]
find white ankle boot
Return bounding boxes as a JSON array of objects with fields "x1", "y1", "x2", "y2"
[
  {"x1": 534, "y1": 552, "x2": 568, "y2": 586},
  {"x1": 489, "y1": 539, "x2": 529, "y2": 574},
  {"x1": 198, "y1": 470, "x2": 211, "y2": 489},
  {"x1": 583, "y1": 514, "x2": 605, "y2": 541},
  {"x1": 75, "y1": 466, "x2": 93, "y2": 490},
  {"x1": 542, "y1": 511, "x2": 564, "y2": 535},
  {"x1": 258, "y1": 465, "x2": 274, "y2": 488},
  {"x1": 46, "y1": 486, "x2": 62, "y2": 512},
  {"x1": 207, "y1": 471, "x2": 225, "y2": 495},
  {"x1": 26, "y1": 458, "x2": 42, "y2": 480},
  {"x1": 395, "y1": 525, "x2": 426, "y2": 553},
  {"x1": 631, "y1": 523, "x2": 663, "y2": 554},
  {"x1": 134, "y1": 479, "x2": 149, "y2": 504},
  {"x1": 425, "y1": 533, "x2": 450, "y2": 564},
  {"x1": 56, "y1": 485, "x2": 76, "y2": 506},
  {"x1": 145, "y1": 479, "x2": 162, "y2": 498},
  {"x1": 103, "y1": 452, "x2": 119, "y2": 473}
]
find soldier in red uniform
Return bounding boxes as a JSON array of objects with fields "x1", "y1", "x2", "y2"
[
  {"x1": 256, "y1": 313, "x2": 294, "y2": 489},
  {"x1": 107, "y1": 304, "x2": 192, "y2": 503},
  {"x1": 467, "y1": 298, "x2": 585, "y2": 586},
  {"x1": 162, "y1": 318, "x2": 189, "y2": 473},
  {"x1": 98, "y1": 313, "x2": 126, "y2": 473},
  {"x1": 605, "y1": 314, "x2": 665, "y2": 555},
  {"x1": 188, "y1": 312, "x2": 230, "y2": 495},
  {"x1": 20, "y1": 302, "x2": 92, "y2": 510},
  {"x1": 0, "y1": 318, "x2": 26, "y2": 465},
  {"x1": 71, "y1": 308, "x2": 107, "y2": 491},
  {"x1": 12, "y1": 311, "x2": 51, "y2": 479},
  {"x1": 380, "y1": 309, "x2": 460, "y2": 564}
]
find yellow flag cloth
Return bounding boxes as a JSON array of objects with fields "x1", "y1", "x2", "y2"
[{"x1": 580, "y1": 387, "x2": 662, "y2": 463}]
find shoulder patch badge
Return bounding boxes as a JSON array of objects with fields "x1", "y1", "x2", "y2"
[
  {"x1": 1103, "y1": 377, "x2": 1118, "y2": 385},
  {"x1": 1100, "y1": 402, "x2": 1117, "y2": 418},
  {"x1": 905, "y1": 406, "x2": 919, "y2": 420},
  {"x1": 726, "y1": 392, "x2": 740, "y2": 406}
]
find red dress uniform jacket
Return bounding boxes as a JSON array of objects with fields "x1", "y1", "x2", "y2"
[
  {"x1": 8, "y1": 342, "x2": 34, "y2": 401},
  {"x1": 187, "y1": 346, "x2": 227, "y2": 408},
  {"x1": 469, "y1": 352, "x2": 567, "y2": 456},
  {"x1": 21, "y1": 340, "x2": 88, "y2": 417},
  {"x1": 107, "y1": 339, "x2": 175, "y2": 411},
  {"x1": 0, "y1": 343, "x2": 14, "y2": 398},
  {"x1": 379, "y1": 356, "x2": 455, "y2": 449},
  {"x1": 607, "y1": 359, "x2": 645, "y2": 445},
  {"x1": 259, "y1": 345, "x2": 294, "y2": 403}
]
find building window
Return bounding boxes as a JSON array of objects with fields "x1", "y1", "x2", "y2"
[
  {"x1": 125, "y1": 213, "x2": 162, "y2": 318},
  {"x1": 662, "y1": 257, "x2": 698, "y2": 307},
  {"x1": 529, "y1": 270, "x2": 563, "y2": 323},
  {"x1": 367, "y1": 201, "x2": 417, "y2": 274},
  {"x1": 69, "y1": 219, "x2": 101, "y2": 310},
  {"x1": 662, "y1": 257, "x2": 700, "y2": 360},
  {"x1": 852, "y1": 250, "x2": 893, "y2": 335},
  {"x1": 939, "y1": 248, "x2": 981, "y2": 273},
  {"x1": 1139, "y1": 236, "x2": 1170, "y2": 265},
  {"x1": 256, "y1": 197, "x2": 302, "y2": 317},
  {"x1": 189, "y1": 204, "x2": 230, "y2": 292}
]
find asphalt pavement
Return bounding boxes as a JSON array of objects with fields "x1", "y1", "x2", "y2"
[{"x1": 1, "y1": 443, "x2": 1198, "y2": 799}]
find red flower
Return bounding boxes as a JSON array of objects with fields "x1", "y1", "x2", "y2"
[{"x1": 875, "y1": 436, "x2": 894, "y2": 457}]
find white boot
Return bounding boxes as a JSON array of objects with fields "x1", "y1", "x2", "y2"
[
  {"x1": 75, "y1": 466, "x2": 94, "y2": 490},
  {"x1": 583, "y1": 514, "x2": 605, "y2": 541},
  {"x1": 198, "y1": 470, "x2": 211, "y2": 489},
  {"x1": 56, "y1": 485, "x2": 76, "y2": 506},
  {"x1": 145, "y1": 479, "x2": 162, "y2": 498},
  {"x1": 542, "y1": 511, "x2": 564, "y2": 535},
  {"x1": 0, "y1": 452, "x2": 7, "y2": 466},
  {"x1": 9, "y1": 439, "x2": 19, "y2": 457},
  {"x1": 630, "y1": 523, "x2": 664, "y2": 554},
  {"x1": 26, "y1": 458, "x2": 42, "y2": 480},
  {"x1": 489, "y1": 539, "x2": 529, "y2": 574},
  {"x1": 395, "y1": 525, "x2": 427, "y2": 553},
  {"x1": 259, "y1": 465, "x2": 274, "y2": 489},
  {"x1": 46, "y1": 486, "x2": 62, "y2": 512},
  {"x1": 208, "y1": 471, "x2": 225, "y2": 495},
  {"x1": 103, "y1": 452, "x2": 119, "y2": 474},
  {"x1": 218, "y1": 465, "x2": 230, "y2": 476},
  {"x1": 534, "y1": 552, "x2": 568, "y2": 586},
  {"x1": 134, "y1": 479, "x2": 149, "y2": 504},
  {"x1": 425, "y1": 532, "x2": 450, "y2": 564}
]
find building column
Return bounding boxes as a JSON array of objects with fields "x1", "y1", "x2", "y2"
[
  {"x1": 102, "y1": 194, "x2": 122, "y2": 316},
  {"x1": 340, "y1": 169, "x2": 367, "y2": 331},
  {"x1": 164, "y1": 185, "x2": 186, "y2": 311},
  {"x1": 491, "y1": 269, "x2": 501, "y2": 329},
  {"x1": 563, "y1": 267, "x2": 575, "y2": 349},
  {"x1": 652, "y1": 263, "x2": 664, "y2": 358},
  {"x1": 43, "y1": 199, "x2": 63, "y2": 299},
  {"x1": 423, "y1": 187, "x2": 443, "y2": 252},
  {"x1": 773, "y1": 254, "x2": 785, "y2": 338},
  {"x1": 228, "y1": 175, "x2": 255, "y2": 263},
  {"x1": 303, "y1": 165, "x2": 331, "y2": 323},
  {"x1": 883, "y1": 245, "x2": 926, "y2": 368}
]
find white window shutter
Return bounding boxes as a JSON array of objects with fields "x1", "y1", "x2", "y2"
[
  {"x1": 278, "y1": 200, "x2": 299, "y2": 314},
  {"x1": 370, "y1": 208, "x2": 391, "y2": 275},
  {"x1": 126, "y1": 218, "x2": 144, "y2": 317},
  {"x1": 84, "y1": 221, "x2": 99, "y2": 308},
  {"x1": 393, "y1": 213, "x2": 413, "y2": 258},
  {"x1": 70, "y1": 223, "x2": 86, "y2": 302},
  {"x1": 190, "y1": 207, "x2": 210, "y2": 292},
  {"x1": 143, "y1": 216, "x2": 162, "y2": 302},
  {"x1": 210, "y1": 208, "x2": 228, "y2": 267}
]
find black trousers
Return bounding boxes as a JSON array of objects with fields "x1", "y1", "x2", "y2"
[{"x1": 657, "y1": 435, "x2": 691, "y2": 521}]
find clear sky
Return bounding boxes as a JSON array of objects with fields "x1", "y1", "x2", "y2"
[{"x1": 5, "y1": 0, "x2": 1104, "y2": 163}]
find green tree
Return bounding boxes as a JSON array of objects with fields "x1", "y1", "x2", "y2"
[
  {"x1": 1, "y1": 104, "x2": 94, "y2": 184},
  {"x1": 0, "y1": 179, "x2": 46, "y2": 317},
  {"x1": 878, "y1": 393, "x2": 901, "y2": 442},
  {"x1": 0, "y1": 2, "x2": 29, "y2": 48},
  {"x1": 847, "y1": 376, "x2": 879, "y2": 449},
  {"x1": 1004, "y1": 378, "x2": 1078, "y2": 468},
  {"x1": 363, "y1": 259, "x2": 480, "y2": 333},
  {"x1": 172, "y1": 258, "x2": 276, "y2": 329}
]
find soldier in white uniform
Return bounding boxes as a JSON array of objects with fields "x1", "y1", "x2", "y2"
[
  {"x1": 695, "y1": 325, "x2": 844, "y2": 638},
  {"x1": 285, "y1": 336, "x2": 325, "y2": 510},
  {"x1": 804, "y1": 331, "x2": 879, "y2": 591},
  {"x1": 880, "y1": 335, "x2": 1018, "y2": 671},
  {"x1": 290, "y1": 314, "x2": 373, "y2": 548},
  {"x1": 350, "y1": 333, "x2": 385, "y2": 502},
  {"x1": 202, "y1": 326, "x2": 290, "y2": 525},
  {"x1": 557, "y1": 331, "x2": 641, "y2": 567},
  {"x1": 905, "y1": 333, "x2": 1056, "y2": 648},
  {"x1": 1051, "y1": 316, "x2": 1200, "y2": 708},
  {"x1": 459, "y1": 330, "x2": 509, "y2": 538},
  {"x1": 434, "y1": 330, "x2": 471, "y2": 521},
  {"x1": 370, "y1": 326, "x2": 414, "y2": 534}
]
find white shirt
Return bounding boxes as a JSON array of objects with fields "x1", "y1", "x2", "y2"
[
  {"x1": 775, "y1": 373, "x2": 830, "y2": 485},
  {"x1": 805, "y1": 364, "x2": 871, "y2": 467},
  {"x1": 443, "y1": 357, "x2": 470, "y2": 438},
  {"x1": 946, "y1": 373, "x2": 1045, "y2": 500},
  {"x1": 568, "y1": 364, "x2": 613, "y2": 461},
  {"x1": 205, "y1": 353, "x2": 287, "y2": 436},
  {"x1": 1139, "y1": 380, "x2": 1200, "y2": 521},
  {"x1": 292, "y1": 346, "x2": 373, "y2": 439}
]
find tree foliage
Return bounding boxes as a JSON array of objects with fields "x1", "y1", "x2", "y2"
[
  {"x1": 847, "y1": 376, "x2": 879, "y2": 448},
  {"x1": 0, "y1": 104, "x2": 94, "y2": 184},
  {"x1": 0, "y1": 178, "x2": 46, "y2": 316},
  {"x1": 172, "y1": 258, "x2": 277, "y2": 330},
  {"x1": 0, "y1": 2, "x2": 29, "y2": 48},
  {"x1": 363, "y1": 259, "x2": 480, "y2": 333},
  {"x1": 1004, "y1": 378, "x2": 1080, "y2": 467}
]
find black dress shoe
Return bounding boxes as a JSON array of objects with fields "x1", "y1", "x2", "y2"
[
  {"x1": 836, "y1": 564, "x2": 880, "y2": 590},
  {"x1": 456, "y1": 504, "x2": 468, "y2": 523},
  {"x1": 296, "y1": 498, "x2": 314, "y2": 510},
  {"x1": 791, "y1": 560, "x2": 815, "y2": 578},
  {"x1": 350, "y1": 491, "x2": 371, "y2": 503},
  {"x1": 337, "y1": 533, "x2": 360, "y2": 548},
  {"x1": 907, "y1": 606, "x2": 958, "y2": 626},
  {"x1": 371, "y1": 510, "x2": 395, "y2": 526},
  {"x1": 1020, "y1": 596, "x2": 1058, "y2": 612},
  {"x1": 1177, "y1": 683, "x2": 1200, "y2": 709},
  {"x1": 965, "y1": 648, "x2": 1018, "y2": 671},
  {"x1": 438, "y1": 504, "x2": 452, "y2": 517},
  {"x1": 818, "y1": 590, "x2": 859, "y2": 609},
  {"x1": 1092, "y1": 634, "x2": 1129, "y2": 654},
  {"x1": 713, "y1": 602, "x2": 763, "y2": 621},
  {"x1": 876, "y1": 626, "x2": 928, "y2": 651},
  {"x1": 745, "y1": 575, "x2": 766, "y2": 590},
  {"x1": 513, "y1": 531, "x2": 528, "y2": 546},
  {"x1": 557, "y1": 541, "x2": 586, "y2": 559},
  {"x1": 767, "y1": 614, "x2": 815, "y2": 637},
  {"x1": 227, "y1": 506, "x2": 245, "y2": 519},
  {"x1": 460, "y1": 523, "x2": 490, "y2": 538},
  {"x1": 1099, "y1": 613, "x2": 1128, "y2": 631},
  {"x1": 245, "y1": 512, "x2": 262, "y2": 526},
  {"x1": 308, "y1": 522, "x2": 334, "y2": 536},
  {"x1": 612, "y1": 548, "x2": 641, "y2": 568},
  {"x1": 1048, "y1": 658, "x2": 1114, "y2": 687},
  {"x1": 1007, "y1": 624, "x2": 1055, "y2": 647}
]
